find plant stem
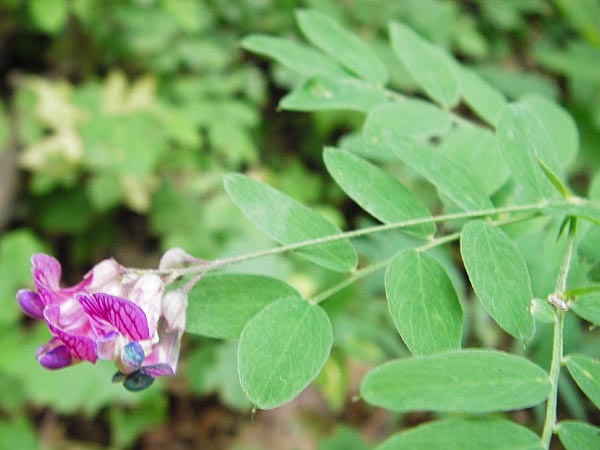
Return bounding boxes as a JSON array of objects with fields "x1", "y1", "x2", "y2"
[
  {"x1": 170, "y1": 203, "x2": 546, "y2": 276},
  {"x1": 541, "y1": 218, "x2": 577, "y2": 448},
  {"x1": 541, "y1": 309, "x2": 564, "y2": 448},
  {"x1": 308, "y1": 258, "x2": 390, "y2": 305}
]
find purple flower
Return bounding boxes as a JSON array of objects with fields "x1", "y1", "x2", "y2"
[{"x1": 16, "y1": 253, "x2": 188, "y2": 391}]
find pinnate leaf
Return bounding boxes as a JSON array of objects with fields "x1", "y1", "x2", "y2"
[
  {"x1": 376, "y1": 418, "x2": 544, "y2": 450},
  {"x1": 187, "y1": 274, "x2": 301, "y2": 339},
  {"x1": 460, "y1": 221, "x2": 535, "y2": 341},
  {"x1": 224, "y1": 174, "x2": 357, "y2": 272},
  {"x1": 296, "y1": 10, "x2": 388, "y2": 84},
  {"x1": 323, "y1": 147, "x2": 434, "y2": 238},
  {"x1": 360, "y1": 349, "x2": 550, "y2": 413},
  {"x1": 238, "y1": 298, "x2": 333, "y2": 409},
  {"x1": 385, "y1": 249, "x2": 462, "y2": 355}
]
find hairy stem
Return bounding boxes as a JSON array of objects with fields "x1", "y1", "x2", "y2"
[
  {"x1": 541, "y1": 218, "x2": 577, "y2": 448},
  {"x1": 308, "y1": 258, "x2": 390, "y2": 305},
  {"x1": 308, "y1": 214, "x2": 530, "y2": 306},
  {"x1": 165, "y1": 203, "x2": 546, "y2": 277}
]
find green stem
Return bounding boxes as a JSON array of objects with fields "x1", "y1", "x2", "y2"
[
  {"x1": 307, "y1": 214, "x2": 529, "y2": 306},
  {"x1": 541, "y1": 310, "x2": 565, "y2": 448},
  {"x1": 541, "y1": 218, "x2": 577, "y2": 448},
  {"x1": 308, "y1": 258, "x2": 390, "y2": 305},
  {"x1": 169, "y1": 203, "x2": 546, "y2": 277}
]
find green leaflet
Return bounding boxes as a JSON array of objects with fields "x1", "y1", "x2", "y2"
[
  {"x1": 186, "y1": 274, "x2": 301, "y2": 339},
  {"x1": 496, "y1": 103, "x2": 565, "y2": 202},
  {"x1": 457, "y1": 66, "x2": 507, "y2": 126},
  {"x1": 223, "y1": 173, "x2": 357, "y2": 272},
  {"x1": 238, "y1": 298, "x2": 333, "y2": 409},
  {"x1": 384, "y1": 137, "x2": 494, "y2": 212},
  {"x1": 520, "y1": 94, "x2": 579, "y2": 169},
  {"x1": 460, "y1": 221, "x2": 535, "y2": 341},
  {"x1": 323, "y1": 147, "x2": 434, "y2": 239},
  {"x1": 566, "y1": 354, "x2": 600, "y2": 409},
  {"x1": 280, "y1": 76, "x2": 387, "y2": 112},
  {"x1": 569, "y1": 294, "x2": 600, "y2": 326},
  {"x1": 360, "y1": 349, "x2": 550, "y2": 413},
  {"x1": 241, "y1": 34, "x2": 347, "y2": 79},
  {"x1": 557, "y1": 421, "x2": 600, "y2": 450},
  {"x1": 363, "y1": 98, "x2": 452, "y2": 146},
  {"x1": 296, "y1": 9, "x2": 388, "y2": 84},
  {"x1": 389, "y1": 22, "x2": 460, "y2": 108},
  {"x1": 440, "y1": 125, "x2": 509, "y2": 196},
  {"x1": 376, "y1": 418, "x2": 544, "y2": 450},
  {"x1": 385, "y1": 249, "x2": 462, "y2": 355}
]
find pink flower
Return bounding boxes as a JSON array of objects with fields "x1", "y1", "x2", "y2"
[{"x1": 16, "y1": 253, "x2": 188, "y2": 391}]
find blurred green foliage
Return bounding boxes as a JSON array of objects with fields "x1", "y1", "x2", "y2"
[{"x1": 1, "y1": 0, "x2": 600, "y2": 448}]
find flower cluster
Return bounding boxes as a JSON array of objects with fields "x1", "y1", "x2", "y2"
[{"x1": 16, "y1": 253, "x2": 188, "y2": 391}]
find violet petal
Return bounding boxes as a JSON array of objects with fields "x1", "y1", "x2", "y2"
[
  {"x1": 16, "y1": 289, "x2": 44, "y2": 319},
  {"x1": 36, "y1": 340, "x2": 73, "y2": 369},
  {"x1": 140, "y1": 363, "x2": 174, "y2": 378},
  {"x1": 77, "y1": 293, "x2": 150, "y2": 341},
  {"x1": 31, "y1": 253, "x2": 62, "y2": 291}
]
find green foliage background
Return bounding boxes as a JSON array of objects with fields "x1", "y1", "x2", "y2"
[{"x1": 1, "y1": 0, "x2": 600, "y2": 448}]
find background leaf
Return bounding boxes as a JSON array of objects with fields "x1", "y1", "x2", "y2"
[
  {"x1": 457, "y1": 66, "x2": 507, "y2": 125},
  {"x1": 280, "y1": 76, "x2": 387, "y2": 112},
  {"x1": 323, "y1": 147, "x2": 434, "y2": 238},
  {"x1": 385, "y1": 249, "x2": 462, "y2": 355},
  {"x1": 238, "y1": 298, "x2": 333, "y2": 409},
  {"x1": 296, "y1": 9, "x2": 388, "y2": 84},
  {"x1": 360, "y1": 349, "x2": 550, "y2": 413},
  {"x1": 566, "y1": 354, "x2": 600, "y2": 409},
  {"x1": 460, "y1": 221, "x2": 535, "y2": 341},
  {"x1": 557, "y1": 420, "x2": 600, "y2": 450},
  {"x1": 389, "y1": 22, "x2": 460, "y2": 108},
  {"x1": 241, "y1": 35, "x2": 346, "y2": 78},
  {"x1": 223, "y1": 173, "x2": 357, "y2": 272},
  {"x1": 376, "y1": 418, "x2": 544, "y2": 450},
  {"x1": 186, "y1": 274, "x2": 301, "y2": 339}
]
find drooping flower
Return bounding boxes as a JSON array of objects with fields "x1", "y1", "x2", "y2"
[{"x1": 16, "y1": 253, "x2": 188, "y2": 391}]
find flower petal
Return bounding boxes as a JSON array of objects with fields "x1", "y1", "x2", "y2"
[
  {"x1": 120, "y1": 341, "x2": 145, "y2": 373},
  {"x1": 128, "y1": 274, "x2": 163, "y2": 336},
  {"x1": 77, "y1": 293, "x2": 150, "y2": 340},
  {"x1": 140, "y1": 363, "x2": 174, "y2": 377},
  {"x1": 36, "y1": 338, "x2": 73, "y2": 369},
  {"x1": 16, "y1": 289, "x2": 44, "y2": 319},
  {"x1": 31, "y1": 254, "x2": 61, "y2": 291},
  {"x1": 44, "y1": 306, "x2": 97, "y2": 362},
  {"x1": 123, "y1": 370, "x2": 155, "y2": 391}
]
